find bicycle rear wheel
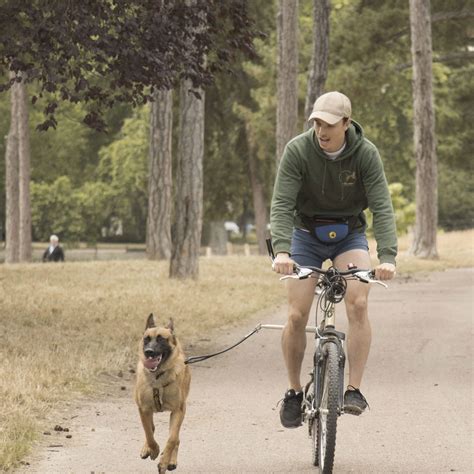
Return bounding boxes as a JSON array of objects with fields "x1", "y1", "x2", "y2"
[{"x1": 312, "y1": 341, "x2": 340, "y2": 473}]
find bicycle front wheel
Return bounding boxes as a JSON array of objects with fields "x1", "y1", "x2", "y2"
[{"x1": 313, "y1": 341, "x2": 340, "y2": 473}]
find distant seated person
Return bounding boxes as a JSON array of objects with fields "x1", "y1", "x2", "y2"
[{"x1": 42, "y1": 234, "x2": 65, "y2": 262}]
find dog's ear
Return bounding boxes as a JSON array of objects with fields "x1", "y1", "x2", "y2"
[
  {"x1": 146, "y1": 313, "x2": 156, "y2": 330},
  {"x1": 166, "y1": 318, "x2": 174, "y2": 333}
]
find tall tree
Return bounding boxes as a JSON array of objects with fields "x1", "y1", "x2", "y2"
[
  {"x1": 146, "y1": 90, "x2": 173, "y2": 260},
  {"x1": 17, "y1": 74, "x2": 32, "y2": 261},
  {"x1": 169, "y1": 80, "x2": 205, "y2": 279},
  {"x1": 5, "y1": 79, "x2": 20, "y2": 263},
  {"x1": 304, "y1": 0, "x2": 330, "y2": 127},
  {"x1": 246, "y1": 130, "x2": 268, "y2": 255},
  {"x1": 409, "y1": 0, "x2": 438, "y2": 258},
  {"x1": 276, "y1": 0, "x2": 299, "y2": 166}
]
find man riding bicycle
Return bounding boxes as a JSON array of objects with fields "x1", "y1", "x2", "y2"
[{"x1": 270, "y1": 91, "x2": 397, "y2": 428}]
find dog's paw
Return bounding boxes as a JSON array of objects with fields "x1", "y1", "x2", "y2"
[
  {"x1": 158, "y1": 457, "x2": 176, "y2": 473},
  {"x1": 140, "y1": 442, "x2": 159, "y2": 460},
  {"x1": 158, "y1": 463, "x2": 167, "y2": 474}
]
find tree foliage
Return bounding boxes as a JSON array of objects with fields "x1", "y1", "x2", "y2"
[
  {"x1": 0, "y1": 0, "x2": 262, "y2": 131},
  {"x1": 2, "y1": 0, "x2": 473, "y2": 245},
  {"x1": 30, "y1": 109, "x2": 148, "y2": 242}
]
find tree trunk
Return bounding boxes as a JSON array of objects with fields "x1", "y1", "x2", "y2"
[
  {"x1": 169, "y1": 80, "x2": 205, "y2": 279},
  {"x1": 17, "y1": 75, "x2": 32, "y2": 262},
  {"x1": 247, "y1": 138, "x2": 268, "y2": 256},
  {"x1": 304, "y1": 0, "x2": 330, "y2": 129},
  {"x1": 146, "y1": 89, "x2": 173, "y2": 260},
  {"x1": 5, "y1": 79, "x2": 20, "y2": 264},
  {"x1": 408, "y1": 0, "x2": 438, "y2": 258},
  {"x1": 276, "y1": 0, "x2": 298, "y2": 167}
]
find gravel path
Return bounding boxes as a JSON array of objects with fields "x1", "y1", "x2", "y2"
[{"x1": 19, "y1": 269, "x2": 473, "y2": 473}]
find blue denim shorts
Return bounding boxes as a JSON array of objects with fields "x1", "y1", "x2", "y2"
[{"x1": 290, "y1": 228, "x2": 369, "y2": 268}]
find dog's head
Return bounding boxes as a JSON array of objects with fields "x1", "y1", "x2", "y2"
[{"x1": 140, "y1": 314, "x2": 176, "y2": 373}]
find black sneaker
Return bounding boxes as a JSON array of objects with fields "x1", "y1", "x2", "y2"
[
  {"x1": 279, "y1": 389, "x2": 303, "y2": 428},
  {"x1": 344, "y1": 386, "x2": 369, "y2": 416}
]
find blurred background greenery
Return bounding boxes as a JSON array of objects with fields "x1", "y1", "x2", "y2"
[{"x1": 0, "y1": 0, "x2": 471, "y2": 246}]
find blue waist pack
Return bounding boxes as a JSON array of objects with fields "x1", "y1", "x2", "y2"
[{"x1": 303, "y1": 216, "x2": 351, "y2": 244}]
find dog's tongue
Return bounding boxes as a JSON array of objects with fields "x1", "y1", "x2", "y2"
[{"x1": 144, "y1": 354, "x2": 162, "y2": 370}]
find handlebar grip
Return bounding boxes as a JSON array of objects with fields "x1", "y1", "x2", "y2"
[{"x1": 266, "y1": 238, "x2": 275, "y2": 260}]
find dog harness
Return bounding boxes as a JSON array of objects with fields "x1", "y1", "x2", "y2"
[
  {"x1": 153, "y1": 371, "x2": 172, "y2": 412},
  {"x1": 153, "y1": 387, "x2": 163, "y2": 412}
]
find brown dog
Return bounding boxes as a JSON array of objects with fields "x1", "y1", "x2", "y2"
[{"x1": 134, "y1": 314, "x2": 191, "y2": 473}]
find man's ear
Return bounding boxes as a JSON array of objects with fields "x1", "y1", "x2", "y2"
[{"x1": 145, "y1": 313, "x2": 156, "y2": 330}]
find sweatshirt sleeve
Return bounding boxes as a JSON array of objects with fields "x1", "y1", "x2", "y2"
[
  {"x1": 270, "y1": 145, "x2": 303, "y2": 255},
  {"x1": 360, "y1": 147, "x2": 398, "y2": 265}
]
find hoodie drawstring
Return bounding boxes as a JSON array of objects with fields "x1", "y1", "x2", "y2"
[
  {"x1": 339, "y1": 161, "x2": 344, "y2": 201},
  {"x1": 322, "y1": 159, "x2": 327, "y2": 195}
]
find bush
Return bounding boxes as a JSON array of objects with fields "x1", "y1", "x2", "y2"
[
  {"x1": 438, "y1": 167, "x2": 474, "y2": 231},
  {"x1": 31, "y1": 177, "x2": 115, "y2": 243},
  {"x1": 31, "y1": 177, "x2": 83, "y2": 242},
  {"x1": 365, "y1": 182, "x2": 415, "y2": 236}
]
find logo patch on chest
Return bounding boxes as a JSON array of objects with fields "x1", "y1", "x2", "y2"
[{"x1": 339, "y1": 170, "x2": 357, "y2": 186}]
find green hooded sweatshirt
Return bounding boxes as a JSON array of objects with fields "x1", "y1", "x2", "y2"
[{"x1": 270, "y1": 120, "x2": 397, "y2": 265}]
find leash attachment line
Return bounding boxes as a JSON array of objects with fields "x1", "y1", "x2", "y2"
[
  {"x1": 184, "y1": 324, "x2": 264, "y2": 365},
  {"x1": 184, "y1": 323, "x2": 318, "y2": 365}
]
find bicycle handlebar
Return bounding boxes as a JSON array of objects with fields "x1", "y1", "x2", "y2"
[
  {"x1": 279, "y1": 264, "x2": 387, "y2": 288},
  {"x1": 266, "y1": 238, "x2": 387, "y2": 288}
]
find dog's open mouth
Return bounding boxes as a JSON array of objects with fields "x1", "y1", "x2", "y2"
[{"x1": 143, "y1": 354, "x2": 163, "y2": 372}]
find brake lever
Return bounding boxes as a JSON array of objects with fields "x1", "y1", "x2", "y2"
[
  {"x1": 279, "y1": 267, "x2": 313, "y2": 281},
  {"x1": 354, "y1": 270, "x2": 388, "y2": 288}
]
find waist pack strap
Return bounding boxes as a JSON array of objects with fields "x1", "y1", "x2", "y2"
[{"x1": 301, "y1": 214, "x2": 362, "y2": 232}]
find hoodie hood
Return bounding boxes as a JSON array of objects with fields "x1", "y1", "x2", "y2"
[{"x1": 310, "y1": 120, "x2": 365, "y2": 163}]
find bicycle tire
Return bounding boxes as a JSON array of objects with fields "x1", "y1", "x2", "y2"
[{"x1": 312, "y1": 341, "x2": 339, "y2": 473}]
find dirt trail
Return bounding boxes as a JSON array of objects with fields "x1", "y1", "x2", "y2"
[{"x1": 19, "y1": 269, "x2": 473, "y2": 473}]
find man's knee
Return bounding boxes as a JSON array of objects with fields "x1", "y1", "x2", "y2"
[
  {"x1": 287, "y1": 307, "x2": 310, "y2": 331},
  {"x1": 345, "y1": 295, "x2": 368, "y2": 322}
]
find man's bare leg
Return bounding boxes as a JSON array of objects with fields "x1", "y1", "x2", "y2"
[
  {"x1": 281, "y1": 277, "x2": 317, "y2": 391},
  {"x1": 334, "y1": 249, "x2": 371, "y2": 389}
]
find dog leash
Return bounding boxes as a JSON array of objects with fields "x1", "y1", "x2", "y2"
[
  {"x1": 184, "y1": 323, "x2": 265, "y2": 365},
  {"x1": 184, "y1": 323, "x2": 317, "y2": 365}
]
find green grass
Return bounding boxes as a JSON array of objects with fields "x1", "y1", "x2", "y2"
[{"x1": 0, "y1": 229, "x2": 472, "y2": 470}]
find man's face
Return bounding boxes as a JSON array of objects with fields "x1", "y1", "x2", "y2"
[
  {"x1": 50, "y1": 238, "x2": 58, "y2": 247},
  {"x1": 313, "y1": 118, "x2": 350, "y2": 153}
]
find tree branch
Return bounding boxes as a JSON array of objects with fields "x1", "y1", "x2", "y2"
[
  {"x1": 386, "y1": 9, "x2": 474, "y2": 44},
  {"x1": 395, "y1": 50, "x2": 474, "y2": 71}
]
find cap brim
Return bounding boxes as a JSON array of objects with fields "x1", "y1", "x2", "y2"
[{"x1": 308, "y1": 111, "x2": 343, "y2": 125}]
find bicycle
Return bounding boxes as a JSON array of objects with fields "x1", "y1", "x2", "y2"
[{"x1": 267, "y1": 239, "x2": 387, "y2": 473}]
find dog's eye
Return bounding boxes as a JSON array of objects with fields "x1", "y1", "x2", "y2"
[{"x1": 143, "y1": 336, "x2": 151, "y2": 344}]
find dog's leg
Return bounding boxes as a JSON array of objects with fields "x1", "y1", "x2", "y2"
[
  {"x1": 158, "y1": 405, "x2": 186, "y2": 473},
  {"x1": 139, "y1": 408, "x2": 160, "y2": 460}
]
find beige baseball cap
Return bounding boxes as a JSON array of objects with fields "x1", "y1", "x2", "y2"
[{"x1": 308, "y1": 91, "x2": 352, "y2": 124}]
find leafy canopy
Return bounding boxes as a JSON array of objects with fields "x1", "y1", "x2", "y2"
[{"x1": 0, "y1": 0, "x2": 262, "y2": 131}]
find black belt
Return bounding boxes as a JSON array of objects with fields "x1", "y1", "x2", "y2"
[{"x1": 300, "y1": 214, "x2": 363, "y2": 232}]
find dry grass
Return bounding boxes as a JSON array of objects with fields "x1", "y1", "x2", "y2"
[
  {"x1": 0, "y1": 229, "x2": 472, "y2": 470},
  {"x1": 368, "y1": 229, "x2": 474, "y2": 273},
  {"x1": 0, "y1": 256, "x2": 286, "y2": 470}
]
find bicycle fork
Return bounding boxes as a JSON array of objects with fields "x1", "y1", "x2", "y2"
[{"x1": 303, "y1": 333, "x2": 347, "y2": 438}]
